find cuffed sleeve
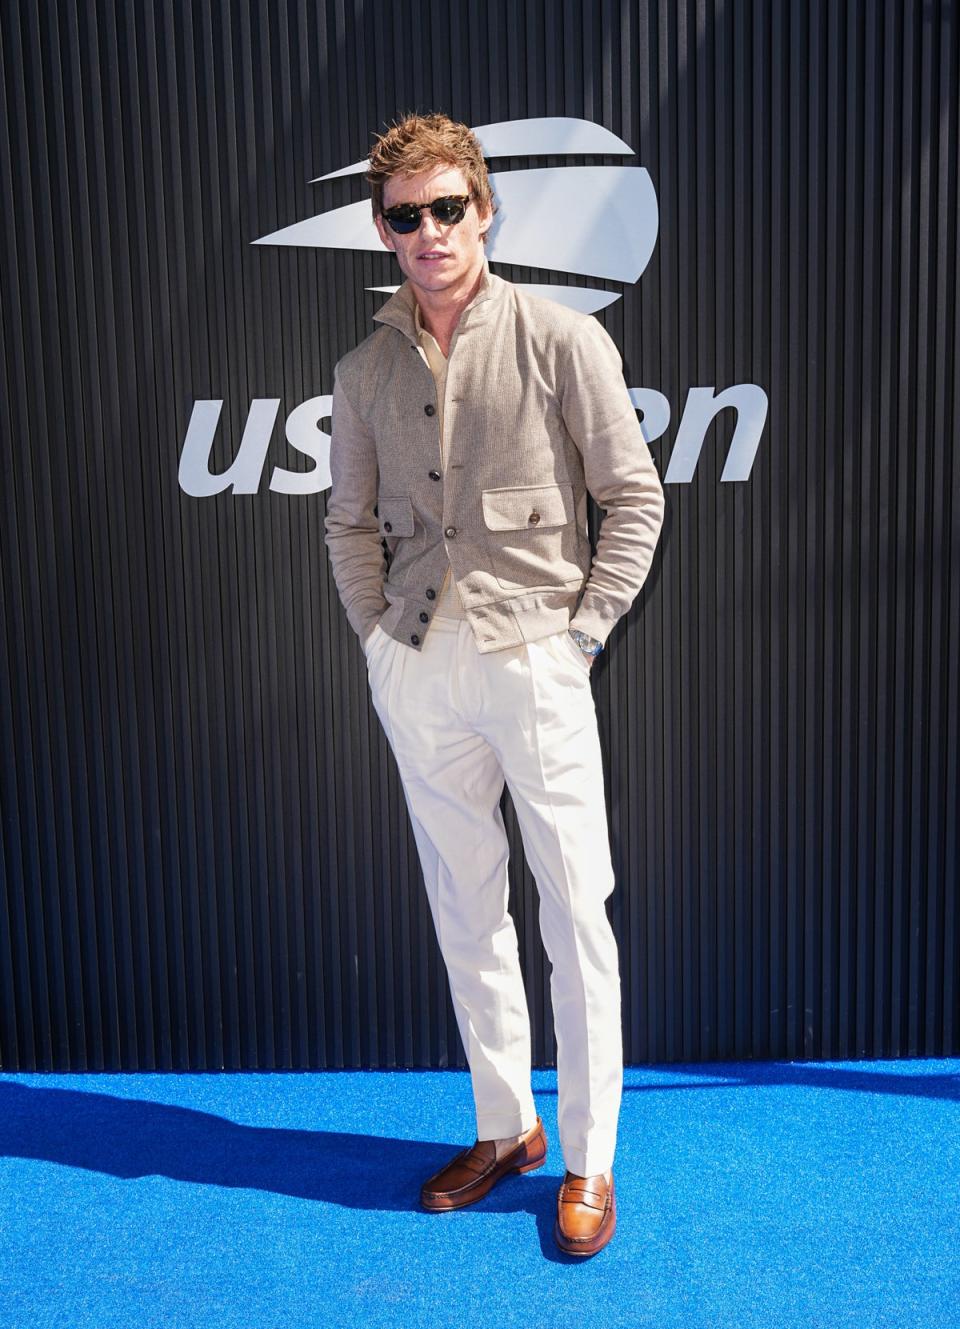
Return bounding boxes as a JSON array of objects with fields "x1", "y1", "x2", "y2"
[
  {"x1": 560, "y1": 317, "x2": 665, "y2": 645},
  {"x1": 323, "y1": 365, "x2": 389, "y2": 644}
]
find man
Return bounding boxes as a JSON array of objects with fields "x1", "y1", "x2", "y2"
[{"x1": 323, "y1": 113, "x2": 664, "y2": 1257}]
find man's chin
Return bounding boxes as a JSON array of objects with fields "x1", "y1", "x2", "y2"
[
  {"x1": 410, "y1": 258, "x2": 456, "y2": 279},
  {"x1": 405, "y1": 268, "x2": 458, "y2": 298},
  {"x1": 403, "y1": 259, "x2": 483, "y2": 301}
]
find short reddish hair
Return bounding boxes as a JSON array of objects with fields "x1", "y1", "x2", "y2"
[{"x1": 366, "y1": 112, "x2": 497, "y2": 240}]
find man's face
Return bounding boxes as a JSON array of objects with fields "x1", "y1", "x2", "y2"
[{"x1": 374, "y1": 163, "x2": 492, "y2": 300}]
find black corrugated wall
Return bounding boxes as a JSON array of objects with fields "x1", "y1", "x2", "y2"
[{"x1": 1, "y1": 0, "x2": 957, "y2": 1071}]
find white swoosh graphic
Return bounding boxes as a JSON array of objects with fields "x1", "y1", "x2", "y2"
[
  {"x1": 366, "y1": 283, "x2": 622, "y2": 313},
  {"x1": 256, "y1": 166, "x2": 656, "y2": 284}
]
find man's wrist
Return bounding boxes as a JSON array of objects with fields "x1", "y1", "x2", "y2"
[{"x1": 568, "y1": 627, "x2": 603, "y2": 658}]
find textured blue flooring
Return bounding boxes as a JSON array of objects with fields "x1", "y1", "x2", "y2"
[{"x1": 1, "y1": 1060, "x2": 958, "y2": 1328}]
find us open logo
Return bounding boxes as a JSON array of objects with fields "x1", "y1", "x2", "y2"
[{"x1": 179, "y1": 117, "x2": 767, "y2": 496}]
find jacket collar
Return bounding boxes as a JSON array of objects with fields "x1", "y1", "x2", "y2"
[{"x1": 372, "y1": 257, "x2": 503, "y2": 342}]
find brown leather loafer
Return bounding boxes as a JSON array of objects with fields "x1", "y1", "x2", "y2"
[
  {"x1": 554, "y1": 1168, "x2": 616, "y2": 1255},
  {"x1": 420, "y1": 1115, "x2": 547, "y2": 1211}
]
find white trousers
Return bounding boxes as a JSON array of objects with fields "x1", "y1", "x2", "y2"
[{"x1": 364, "y1": 613, "x2": 623, "y2": 1176}]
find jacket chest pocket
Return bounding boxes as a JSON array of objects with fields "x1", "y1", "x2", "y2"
[{"x1": 480, "y1": 482, "x2": 582, "y2": 589}]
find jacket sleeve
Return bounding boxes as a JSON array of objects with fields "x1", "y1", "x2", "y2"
[
  {"x1": 560, "y1": 316, "x2": 665, "y2": 645},
  {"x1": 323, "y1": 364, "x2": 389, "y2": 645}
]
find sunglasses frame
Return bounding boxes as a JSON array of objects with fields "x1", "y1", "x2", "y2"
[{"x1": 380, "y1": 193, "x2": 475, "y2": 235}]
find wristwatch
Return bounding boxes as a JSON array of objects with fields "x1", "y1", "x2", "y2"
[{"x1": 568, "y1": 628, "x2": 603, "y2": 659}]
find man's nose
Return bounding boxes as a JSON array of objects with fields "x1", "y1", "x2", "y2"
[{"x1": 418, "y1": 208, "x2": 444, "y2": 241}]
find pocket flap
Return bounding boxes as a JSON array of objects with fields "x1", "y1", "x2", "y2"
[
  {"x1": 481, "y1": 482, "x2": 574, "y2": 531},
  {"x1": 377, "y1": 495, "x2": 415, "y2": 537}
]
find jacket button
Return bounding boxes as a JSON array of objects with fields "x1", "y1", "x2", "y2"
[
  {"x1": 425, "y1": 588, "x2": 436, "y2": 599},
  {"x1": 444, "y1": 526, "x2": 457, "y2": 538},
  {"x1": 528, "y1": 510, "x2": 541, "y2": 525},
  {"x1": 383, "y1": 521, "x2": 392, "y2": 532},
  {"x1": 428, "y1": 469, "x2": 441, "y2": 481},
  {"x1": 410, "y1": 633, "x2": 420, "y2": 645},
  {"x1": 424, "y1": 404, "x2": 436, "y2": 416},
  {"x1": 419, "y1": 611, "x2": 429, "y2": 623}
]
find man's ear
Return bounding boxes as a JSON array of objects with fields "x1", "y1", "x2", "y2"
[
  {"x1": 374, "y1": 214, "x2": 396, "y2": 253},
  {"x1": 476, "y1": 200, "x2": 494, "y2": 243}
]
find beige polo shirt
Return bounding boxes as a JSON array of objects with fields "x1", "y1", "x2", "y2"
[{"x1": 414, "y1": 301, "x2": 467, "y2": 620}]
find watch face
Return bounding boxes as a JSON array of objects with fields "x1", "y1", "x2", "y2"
[{"x1": 570, "y1": 629, "x2": 602, "y2": 655}]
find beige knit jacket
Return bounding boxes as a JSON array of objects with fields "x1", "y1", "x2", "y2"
[{"x1": 323, "y1": 262, "x2": 665, "y2": 655}]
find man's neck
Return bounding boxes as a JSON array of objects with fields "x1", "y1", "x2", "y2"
[{"x1": 414, "y1": 257, "x2": 487, "y2": 356}]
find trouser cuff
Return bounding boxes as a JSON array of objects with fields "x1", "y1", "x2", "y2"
[
  {"x1": 562, "y1": 1139, "x2": 616, "y2": 1177},
  {"x1": 475, "y1": 1106, "x2": 538, "y2": 1140}
]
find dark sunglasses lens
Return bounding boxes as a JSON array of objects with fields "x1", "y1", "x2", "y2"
[
  {"x1": 432, "y1": 198, "x2": 467, "y2": 224},
  {"x1": 384, "y1": 207, "x2": 421, "y2": 234}
]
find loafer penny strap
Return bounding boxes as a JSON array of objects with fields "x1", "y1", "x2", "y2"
[
  {"x1": 559, "y1": 1179, "x2": 608, "y2": 1211},
  {"x1": 457, "y1": 1142, "x2": 497, "y2": 1177}
]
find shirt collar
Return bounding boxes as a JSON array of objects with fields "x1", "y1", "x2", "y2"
[{"x1": 373, "y1": 257, "x2": 500, "y2": 341}]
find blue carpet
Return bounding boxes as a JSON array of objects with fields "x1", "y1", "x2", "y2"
[{"x1": 1, "y1": 1060, "x2": 958, "y2": 1328}]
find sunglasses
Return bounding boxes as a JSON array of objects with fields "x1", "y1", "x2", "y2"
[{"x1": 380, "y1": 193, "x2": 475, "y2": 234}]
